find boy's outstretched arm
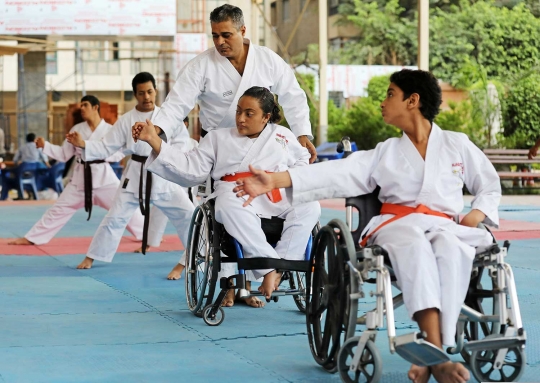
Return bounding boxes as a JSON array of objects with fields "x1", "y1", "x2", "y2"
[{"x1": 234, "y1": 165, "x2": 292, "y2": 207}]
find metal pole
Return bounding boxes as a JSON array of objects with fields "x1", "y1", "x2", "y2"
[
  {"x1": 417, "y1": 0, "x2": 429, "y2": 71},
  {"x1": 318, "y1": 0, "x2": 328, "y2": 145}
]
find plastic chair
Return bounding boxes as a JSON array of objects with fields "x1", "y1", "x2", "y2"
[
  {"x1": 0, "y1": 162, "x2": 40, "y2": 200},
  {"x1": 37, "y1": 162, "x2": 65, "y2": 194},
  {"x1": 109, "y1": 162, "x2": 123, "y2": 180}
]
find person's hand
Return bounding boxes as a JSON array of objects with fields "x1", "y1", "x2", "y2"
[
  {"x1": 45, "y1": 162, "x2": 51, "y2": 168},
  {"x1": 233, "y1": 165, "x2": 275, "y2": 207},
  {"x1": 66, "y1": 131, "x2": 85, "y2": 148},
  {"x1": 298, "y1": 135, "x2": 317, "y2": 163},
  {"x1": 459, "y1": 209, "x2": 486, "y2": 228},
  {"x1": 35, "y1": 137, "x2": 46, "y2": 149},
  {"x1": 132, "y1": 119, "x2": 160, "y2": 143},
  {"x1": 528, "y1": 145, "x2": 539, "y2": 159}
]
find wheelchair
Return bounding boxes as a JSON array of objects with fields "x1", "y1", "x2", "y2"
[
  {"x1": 184, "y1": 179, "x2": 317, "y2": 326},
  {"x1": 305, "y1": 138, "x2": 527, "y2": 382}
]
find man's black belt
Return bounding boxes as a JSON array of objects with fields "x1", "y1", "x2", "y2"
[
  {"x1": 131, "y1": 154, "x2": 152, "y2": 255},
  {"x1": 79, "y1": 158, "x2": 106, "y2": 221}
]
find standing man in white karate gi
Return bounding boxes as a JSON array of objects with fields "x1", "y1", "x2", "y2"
[
  {"x1": 9, "y1": 95, "x2": 144, "y2": 246},
  {"x1": 67, "y1": 73, "x2": 194, "y2": 280},
  {"x1": 234, "y1": 69, "x2": 502, "y2": 383},
  {"x1": 139, "y1": 4, "x2": 316, "y2": 162}
]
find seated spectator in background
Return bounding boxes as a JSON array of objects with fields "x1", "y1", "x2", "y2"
[{"x1": 14, "y1": 133, "x2": 50, "y2": 168}]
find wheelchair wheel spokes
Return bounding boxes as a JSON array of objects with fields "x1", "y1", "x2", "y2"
[
  {"x1": 338, "y1": 337, "x2": 382, "y2": 383},
  {"x1": 185, "y1": 205, "x2": 216, "y2": 315},
  {"x1": 461, "y1": 266, "x2": 499, "y2": 363},
  {"x1": 287, "y1": 271, "x2": 307, "y2": 313},
  {"x1": 470, "y1": 335, "x2": 526, "y2": 382},
  {"x1": 306, "y1": 224, "x2": 351, "y2": 371}
]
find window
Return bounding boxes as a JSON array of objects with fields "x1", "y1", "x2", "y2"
[
  {"x1": 283, "y1": 0, "x2": 290, "y2": 21},
  {"x1": 131, "y1": 41, "x2": 160, "y2": 74},
  {"x1": 77, "y1": 41, "x2": 120, "y2": 75},
  {"x1": 46, "y1": 51, "x2": 57, "y2": 75}
]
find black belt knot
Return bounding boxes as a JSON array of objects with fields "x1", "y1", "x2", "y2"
[{"x1": 81, "y1": 158, "x2": 106, "y2": 221}]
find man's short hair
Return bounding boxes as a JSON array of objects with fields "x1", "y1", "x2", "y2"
[
  {"x1": 81, "y1": 95, "x2": 100, "y2": 114},
  {"x1": 210, "y1": 4, "x2": 244, "y2": 30},
  {"x1": 389, "y1": 69, "x2": 442, "y2": 122},
  {"x1": 132, "y1": 72, "x2": 156, "y2": 94},
  {"x1": 26, "y1": 133, "x2": 36, "y2": 142},
  {"x1": 183, "y1": 117, "x2": 189, "y2": 125}
]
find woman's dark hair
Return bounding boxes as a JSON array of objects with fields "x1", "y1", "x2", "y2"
[
  {"x1": 389, "y1": 69, "x2": 442, "y2": 122},
  {"x1": 210, "y1": 4, "x2": 244, "y2": 30},
  {"x1": 132, "y1": 72, "x2": 156, "y2": 94},
  {"x1": 241, "y1": 86, "x2": 282, "y2": 124},
  {"x1": 81, "y1": 95, "x2": 100, "y2": 114}
]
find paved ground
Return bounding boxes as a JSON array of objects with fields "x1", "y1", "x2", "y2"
[{"x1": 0, "y1": 197, "x2": 538, "y2": 382}]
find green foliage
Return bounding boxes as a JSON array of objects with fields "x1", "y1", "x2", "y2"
[
  {"x1": 430, "y1": 1, "x2": 540, "y2": 86},
  {"x1": 328, "y1": 97, "x2": 400, "y2": 150},
  {"x1": 336, "y1": 0, "x2": 540, "y2": 86},
  {"x1": 502, "y1": 72, "x2": 540, "y2": 148},
  {"x1": 337, "y1": 0, "x2": 417, "y2": 65},
  {"x1": 366, "y1": 75, "x2": 390, "y2": 103},
  {"x1": 435, "y1": 100, "x2": 486, "y2": 147}
]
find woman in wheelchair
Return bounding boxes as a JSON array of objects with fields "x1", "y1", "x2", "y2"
[
  {"x1": 132, "y1": 86, "x2": 321, "y2": 306},
  {"x1": 234, "y1": 70, "x2": 501, "y2": 383}
]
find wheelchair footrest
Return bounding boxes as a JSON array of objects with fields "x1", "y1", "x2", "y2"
[
  {"x1": 463, "y1": 332, "x2": 526, "y2": 352},
  {"x1": 394, "y1": 332, "x2": 450, "y2": 367},
  {"x1": 246, "y1": 289, "x2": 302, "y2": 297}
]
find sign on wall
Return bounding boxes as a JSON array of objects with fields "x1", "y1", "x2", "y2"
[{"x1": 0, "y1": 0, "x2": 177, "y2": 36}]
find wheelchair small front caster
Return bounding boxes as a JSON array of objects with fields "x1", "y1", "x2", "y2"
[
  {"x1": 272, "y1": 296, "x2": 279, "y2": 303},
  {"x1": 202, "y1": 304, "x2": 225, "y2": 326},
  {"x1": 469, "y1": 335, "x2": 526, "y2": 382},
  {"x1": 337, "y1": 337, "x2": 382, "y2": 383}
]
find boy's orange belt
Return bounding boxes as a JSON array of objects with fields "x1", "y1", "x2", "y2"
[
  {"x1": 359, "y1": 203, "x2": 452, "y2": 247},
  {"x1": 221, "y1": 172, "x2": 282, "y2": 203}
]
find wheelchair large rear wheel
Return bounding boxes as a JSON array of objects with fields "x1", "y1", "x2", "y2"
[
  {"x1": 185, "y1": 204, "x2": 218, "y2": 316},
  {"x1": 288, "y1": 224, "x2": 321, "y2": 313},
  {"x1": 306, "y1": 219, "x2": 358, "y2": 372},
  {"x1": 459, "y1": 265, "x2": 501, "y2": 364}
]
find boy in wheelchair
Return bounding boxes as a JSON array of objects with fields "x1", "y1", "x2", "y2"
[
  {"x1": 234, "y1": 70, "x2": 501, "y2": 383},
  {"x1": 132, "y1": 86, "x2": 321, "y2": 306}
]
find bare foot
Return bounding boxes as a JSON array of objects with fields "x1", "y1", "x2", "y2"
[
  {"x1": 238, "y1": 296, "x2": 265, "y2": 308},
  {"x1": 77, "y1": 257, "x2": 94, "y2": 269},
  {"x1": 408, "y1": 364, "x2": 431, "y2": 383},
  {"x1": 258, "y1": 270, "x2": 279, "y2": 300},
  {"x1": 431, "y1": 361, "x2": 469, "y2": 383},
  {"x1": 274, "y1": 271, "x2": 283, "y2": 289},
  {"x1": 221, "y1": 289, "x2": 235, "y2": 307},
  {"x1": 167, "y1": 263, "x2": 185, "y2": 280},
  {"x1": 134, "y1": 245, "x2": 150, "y2": 253},
  {"x1": 8, "y1": 238, "x2": 34, "y2": 245}
]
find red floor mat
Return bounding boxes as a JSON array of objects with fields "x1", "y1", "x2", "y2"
[{"x1": 0, "y1": 235, "x2": 183, "y2": 256}]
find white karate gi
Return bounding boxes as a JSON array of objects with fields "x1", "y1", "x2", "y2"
[
  {"x1": 146, "y1": 138, "x2": 200, "y2": 247},
  {"x1": 24, "y1": 120, "x2": 144, "y2": 245},
  {"x1": 151, "y1": 38, "x2": 312, "y2": 141},
  {"x1": 287, "y1": 124, "x2": 501, "y2": 346},
  {"x1": 82, "y1": 107, "x2": 195, "y2": 263},
  {"x1": 147, "y1": 123, "x2": 321, "y2": 279}
]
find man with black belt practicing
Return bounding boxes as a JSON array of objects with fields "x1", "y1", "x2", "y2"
[
  {"x1": 67, "y1": 73, "x2": 194, "y2": 279},
  {"x1": 8, "y1": 95, "x2": 144, "y2": 246}
]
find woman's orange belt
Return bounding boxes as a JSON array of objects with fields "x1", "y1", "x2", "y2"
[
  {"x1": 359, "y1": 203, "x2": 452, "y2": 247},
  {"x1": 221, "y1": 172, "x2": 282, "y2": 203}
]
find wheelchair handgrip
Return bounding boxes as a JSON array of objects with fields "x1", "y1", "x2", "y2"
[{"x1": 337, "y1": 136, "x2": 353, "y2": 158}]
